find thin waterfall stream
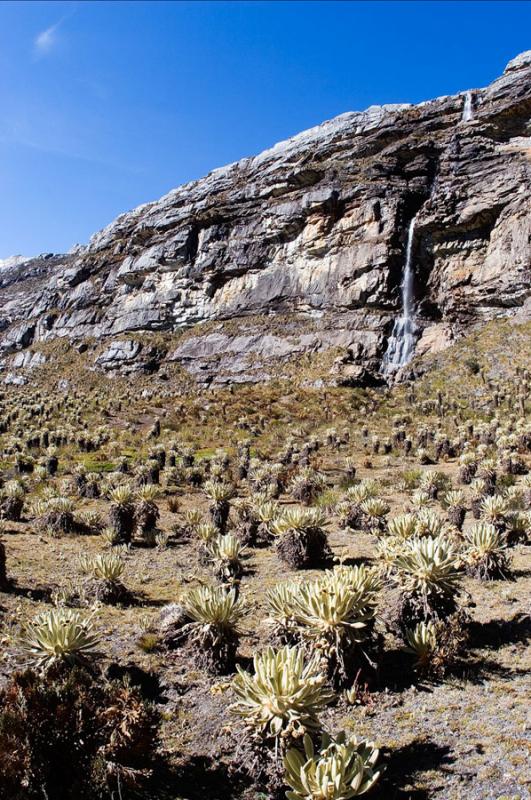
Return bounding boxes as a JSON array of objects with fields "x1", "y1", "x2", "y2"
[
  {"x1": 383, "y1": 216, "x2": 417, "y2": 374},
  {"x1": 462, "y1": 91, "x2": 474, "y2": 122}
]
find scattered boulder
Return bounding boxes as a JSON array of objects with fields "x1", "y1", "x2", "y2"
[{"x1": 95, "y1": 339, "x2": 142, "y2": 370}]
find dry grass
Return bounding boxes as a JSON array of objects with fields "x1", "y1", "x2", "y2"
[{"x1": 0, "y1": 317, "x2": 530, "y2": 799}]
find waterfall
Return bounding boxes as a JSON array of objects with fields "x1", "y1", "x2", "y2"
[
  {"x1": 383, "y1": 217, "x2": 417, "y2": 374},
  {"x1": 462, "y1": 91, "x2": 474, "y2": 122}
]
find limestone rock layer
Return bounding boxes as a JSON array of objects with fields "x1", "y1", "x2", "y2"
[{"x1": 1, "y1": 52, "x2": 531, "y2": 383}]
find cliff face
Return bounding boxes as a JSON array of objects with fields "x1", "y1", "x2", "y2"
[{"x1": 1, "y1": 52, "x2": 531, "y2": 385}]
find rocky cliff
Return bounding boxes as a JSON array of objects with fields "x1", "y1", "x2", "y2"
[{"x1": 1, "y1": 51, "x2": 531, "y2": 386}]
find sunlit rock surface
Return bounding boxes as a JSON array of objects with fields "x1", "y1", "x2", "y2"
[{"x1": 1, "y1": 53, "x2": 530, "y2": 384}]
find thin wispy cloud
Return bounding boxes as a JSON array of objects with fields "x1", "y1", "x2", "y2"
[
  {"x1": 34, "y1": 20, "x2": 62, "y2": 57},
  {"x1": 33, "y1": 6, "x2": 77, "y2": 59}
]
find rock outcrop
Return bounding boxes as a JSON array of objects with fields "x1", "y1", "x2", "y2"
[{"x1": 1, "y1": 52, "x2": 530, "y2": 385}]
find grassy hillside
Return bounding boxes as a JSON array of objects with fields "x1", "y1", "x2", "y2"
[{"x1": 0, "y1": 317, "x2": 529, "y2": 800}]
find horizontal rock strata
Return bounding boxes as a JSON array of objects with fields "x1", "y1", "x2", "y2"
[{"x1": 1, "y1": 52, "x2": 530, "y2": 384}]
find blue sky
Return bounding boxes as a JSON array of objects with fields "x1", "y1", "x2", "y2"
[{"x1": 1, "y1": 1, "x2": 530, "y2": 257}]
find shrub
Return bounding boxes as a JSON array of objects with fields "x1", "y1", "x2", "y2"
[
  {"x1": 387, "y1": 513, "x2": 418, "y2": 540},
  {"x1": 464, "y1": 523, "x2": 511, "y2": 580},
  {"x1": 404, "y1": 616, "x2": 468, "y2": 677},
  {"x1": 0, "y1": 480, "x2": 25, "y2": 521},
  {"x1": 464, "y1": 356, "x2": 481, "y2": 375},
  {"x1": 290, "y1": 467, "x2": 325, "y2": 506},
  {"x1": 392, "y1": 535, "x2": 462, "y2": 629},
  {"x1": 208, "y1": 533, "x2": 246, "y2": 581},
  {"x1": 36, "y1": 496, "x2": 77, "y2": 535},
  {"x1": 80, "y1": 552, "x2": 129, "y2": 604},
  {"x1": 108, "y1": 484, "x2": 135, "y2": 545},
  {"x1": 442, "y1": 490, "x2": 467, "y2": 530},
  {"x1": 359, "y1": 498, "x2": 389, "y2": 533},
  {"x1": 167, "y1": 495, "x2": 180, "y2": 513},
  {"x1": 203, "y1": 480, "x2": 234, "y2": 533},
  {"x1": 20, "y1": 607, "x2": 100, "y2": 668},
  {"x1": 230, "y1": 645, "x2": 334, "y2": 743},
  {"x1": 404, "y1": 621, "x2": 438, "y2": 671},
  {"x1": 196, "y1": 521, "x2": 219, "y2": 544},
  {"x1": 269, "y1": 566, "x2": 379, "y2": 685},
  {"x1": 80, "y1": 552, "x2": 125, "y2": 582},
  {"x1": 414, "y1": 508, "x2": 450, "y2": 539},
  {"x1": 397, "y1": 469, "x2": 422, "y2": 491},
  {"x1": 419, "y1": 470, "x2": 448, "y2": 500},
  {"x1": 0, "y1": 666, "x2": 160, "y2": 800},
  {"x1": 179, "y1": 584, "x2": 243, "y2": 673},
  {"x1": 135, "y1": 484, "x2": 160, "y2": 540},
  {"x1": 271, "y1": 508, "x2": 331, "y2": 569},
  {"x1": 284, "y1": 731, "x2": 381, "y2": 799},
  {"x1": 267, "y1": 581, "x2": 300, "y2": 643},
  {"x1": 480, "y1": 495, "x2": 509, "y2": 533}
]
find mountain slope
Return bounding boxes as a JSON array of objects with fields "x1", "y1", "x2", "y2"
[{"x1": 1, "y1": 51, "x2": 531, "y2": 386}]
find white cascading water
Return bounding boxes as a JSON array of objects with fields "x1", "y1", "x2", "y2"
[
  {"x1": 383, "y1": 216, "x2": 417, "y2": 374},
  {"x1": 462, "y1": 91, "x2": 474, "y2": 122}
]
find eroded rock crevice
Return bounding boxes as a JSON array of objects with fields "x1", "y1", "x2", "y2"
[{"x1": 1, "y1": 52, "x2": 531, "y2": 385}]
